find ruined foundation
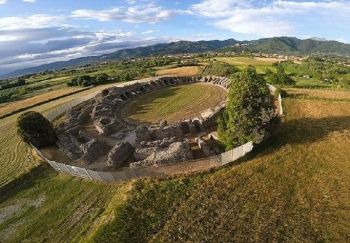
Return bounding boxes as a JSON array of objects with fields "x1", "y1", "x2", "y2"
[{"x1": 52, "y1": 75, "x2": 232, "y2": 170}]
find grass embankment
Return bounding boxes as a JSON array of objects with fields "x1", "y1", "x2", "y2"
[
  {"x1": 0, "y1": 165, "x2": 131, "y2": 242},
  {"x1": 122, "y1": 83, "x2": 226, "y2": 124}
]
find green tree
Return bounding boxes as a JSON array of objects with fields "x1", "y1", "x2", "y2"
[
  {"x1": 95, "y1": 73, "x2": 109, "y2": 84},
  {"x1": 17, "y1": 111, "x2": 57, "y2": 149},
  {"x1": 16, "y1": 77, "x2": 26, "y2": 86},
  {"x1": 269, "y1": 65, "x2": 295, "y2": 85},
  {"x1": 218, "y1": 66, "x2": 275, "y2": 150},
  {"x1": 67, "y1": 77, "x2": 78, "y2": 86},
  {"x1": 78, "y1": 75, "x2": 93, "y2": 86}
]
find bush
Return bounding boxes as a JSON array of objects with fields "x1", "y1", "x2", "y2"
[
  {"x1": 95, "y1": 73, "x2": 109, "y2": 85},
  {"x1": 218, "y1": 66, "x2": 276, "y2": 150},
  {"x1": 268, "y1": 65, "x2": 295, "y2": 85},
  {"x1": 17, "y1": 111, "x2": 57, "y2": 148}
]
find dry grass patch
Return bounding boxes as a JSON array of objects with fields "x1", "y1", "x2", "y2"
[
  {"x1": 0, "y1": 87, "x2": 81, "y2": 117},
  {"x1": 216, "y1": 56, "x2": 282, "y2": 66},
  {"x1": 155, "y1": 66, "x2": 201, "y2": 76},
  {"x1": 286, "y1": 88, "x2": 350, "y2": 101}
]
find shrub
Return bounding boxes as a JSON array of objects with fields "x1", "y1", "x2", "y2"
[
  {"x1": 218, "y1": 66, "x2": 276, "y2": 150},
  {"x1": 268, "y1": 65, "x2": 295, "y2": 85},
  {"x1": 17, "y1": 111, "x2": 57, "y2": 148},
  {"x1": 95, "y1": 73, "x2": 109, "y2": 84}
]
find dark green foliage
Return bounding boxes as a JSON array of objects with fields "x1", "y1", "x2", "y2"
[
  {"x1": 95, "y1": 73, "x2": 109, "y2": 84},
  {"x1": 280, "y1": 57, "x2": 350, "y2": 84},
  {"x1": 202, "y1": 61, "x2": 237, "y2": 77},
  {"x1": 16, "y1": 111, "x2": 57, "y2": 148},
  {"x1": 78, "y1": 75, "x2": 93, "y2": 87},
  {"x1": 268, "y1": 64, "x2": 296, "y2": 85},
  {"x1": 0, "y1": 77, "x2": 26, "y2": 90},
  {"x1": 67, "y1": 75, "x2": 94, "y2": 87},
  {"x1": 218, "y1": 66, "x2": 275, "y2": 150}
]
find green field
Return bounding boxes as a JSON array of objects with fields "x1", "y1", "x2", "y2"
[
  {"x1": 122, "y1": 83, "x2": 226, "y2": 124},
  {"x1": 2, "y1": 87, "x2": 350, "y2": 241},
  {"x1": 216, "y1": 56, "x2": 281, "y2": 74}
]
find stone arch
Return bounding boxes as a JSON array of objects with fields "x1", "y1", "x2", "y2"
[
  {"x1": 156, "y1": 80, "x2": 164, "y2": 86},
  {"x1": 125, "y1": 91, "x2": 132, "y2": 98},
  {"x1": 150, "y1": 81, "x2": 157, "y2": 87},
  {"x1": 120, "y1": 94, "x2": 128, "y2": 101},
  {"x1": 193, "y1": 119, "x2": 202, "y2": 132},
  {"x1": 139, "y1": 86, "x2": 146, "y2": 93}
]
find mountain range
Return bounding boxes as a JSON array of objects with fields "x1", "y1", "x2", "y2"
[{"x1": 3, "y1": 37, "x2": 350, "y2": 78}]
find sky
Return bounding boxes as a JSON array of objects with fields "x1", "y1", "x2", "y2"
[{"x1": 1, "y1": 0, "x2": 350, "y2": 74}]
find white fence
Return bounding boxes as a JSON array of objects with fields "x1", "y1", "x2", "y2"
[{"x1": 33, "y1": 81, "x2": 283, "y2": 182}]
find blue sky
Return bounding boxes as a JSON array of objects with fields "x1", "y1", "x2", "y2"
[{"x1": 1, "y1": 0, "x2": 350, "y2": 73}]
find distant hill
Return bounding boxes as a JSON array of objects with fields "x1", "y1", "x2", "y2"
[
  {"x1": 3, "y1": 37, "x2": 350, "y2": 78},
  {"x1": 227, "y1": 37, "x2": 350, "y2": 56}
]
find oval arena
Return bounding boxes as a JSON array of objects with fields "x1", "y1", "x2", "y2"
[{"x1": 35, "y1": 76, "x2": 281, "y2": 182}]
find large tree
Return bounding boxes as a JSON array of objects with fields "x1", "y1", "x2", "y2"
[
  {"x1": 218, "y1": 66, "x2": 276, "y2": 150},
  {"x1": 269, "y1": 64, "x2": 295, "y2": 85},
  {"x1": 17, "y1": 111, "x2": 57, "y2": 148}
]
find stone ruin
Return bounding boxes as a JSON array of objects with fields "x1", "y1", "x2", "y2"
[{"x1": 54, "y1": 75, "x2": 231, "y2": 170}]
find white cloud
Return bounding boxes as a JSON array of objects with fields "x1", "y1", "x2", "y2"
[
  {"x1": 192, "y1": 0, "x2": 252, "y2": 18},
  {"x1": 71, "y1": 4, "x2": 189, "y2": 23},
  {"x1": 0, "y1": 0, "x2": 7, "y2": 4},
  {"x1": 0, "y1": 12, "x2": 168, "y2": 74},
  {"x1": 23, "y1": 0, "x2": 36, "y2": 3},
  {"x1": 0, "y1": 14, "x2": 65, "y2": 31},
  {"x1": 141, "y1": 30, "x2": 157, "y2": 35},
  {"x1": 192, "y1": 0, "x2": 350, "y2": 37}
]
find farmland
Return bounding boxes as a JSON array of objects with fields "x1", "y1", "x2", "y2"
[
  {"x1": 1, "y1": 55, "x2": 350, "y2": 241},
  {"x1": 216, "y1": 56, "x2": 283, "y2": 73},
  {"x1": 1, "y1": 86, "x2": 350, "y2": 241},
  {"x1": 155, "y1": 66, "x2": 201, "y2": 76}
]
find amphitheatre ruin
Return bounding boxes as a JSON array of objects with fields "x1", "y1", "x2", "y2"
[{"x1": 36, "y1": 75, "x2": 281, "y2": 181}]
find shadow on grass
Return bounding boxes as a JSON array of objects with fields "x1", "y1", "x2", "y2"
[
  {"x1": 0, "y1": 163, "x2": 57, "y2": 203},
  {"x1": 254, "y1": 115, "x2": 350, "y2": 157}
]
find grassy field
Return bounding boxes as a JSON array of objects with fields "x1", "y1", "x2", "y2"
[
  {"x1": 155, "y1": 66, "x2": 201, "y2": 76},
  {"x1": 0, "y1": 86, "x2": 83, "y2": 117},
  {"x1": 2, "y1": 81, "x2": 350, "y2": 241},
  {"x1": 216, "y1": 56, "x2": 282, "y2": 73},
  {"x1": 121, "y1": 83, "x2": 226, "y2": 124},
  {"x1": 0, "y1": 165, "x2": 131, "y2": 242}
]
